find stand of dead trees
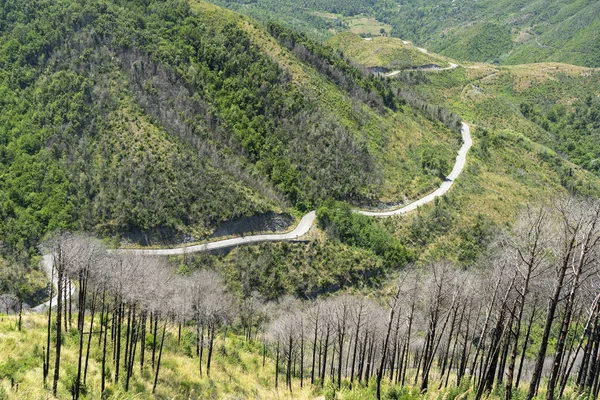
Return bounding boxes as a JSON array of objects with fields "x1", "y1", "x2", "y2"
[
  {"x1": 37, "y1": 196, "x2": 600, "y2": 399},
  {"x1": 264, "y1": 197, "x2": 600, "y2": 399},
  {"x1": 39, "y1": 233, "x2": 235, "y2": 398}
]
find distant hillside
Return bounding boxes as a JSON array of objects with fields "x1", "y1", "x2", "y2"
[
  {"x1": 391, "y1": 0, "x2": 600, "y2": 67},
  {"x1": 328, "y1": 37, "x2": 600, "y2": 260},
  {"x1": 0, "y1": 0, "x2": 460, "y2": 255},
  {"x1": 209, "y1": 0, "x2": 600, "y2": 67}
]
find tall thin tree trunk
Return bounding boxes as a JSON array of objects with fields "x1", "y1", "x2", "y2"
[
  {"x1": 75, "y1": 271, "x2": 88, "y2": 400},
  {"x1": 403, "y1": 303, "x2": 414, "y2": 386},
  {"x1": 152, "y1": 320, "x2": 167, "y2": 394},
  {"x1": 350, "y1": 307, "x2": 362, "y2": 387},
  {"x1": 44, "y1": 260, "x2": 55, "y2": 386},
  {"x1": 275, "y1": 339, "x2": 280, "y2": 389},
  {"x1": 527, "y1": 231, "x2": 574, "y2": 400},
  {"x1": 300, "y1": 320, "x2": 305, "y2": 388},
  {"x1": 152, "y1": 313, "x2": 158, "y2": 369},
  {"x1": 84, "y1": 288, "x2": 98, "y2": 385},
  {"x1": 115, "y1": 302, "x2": 123, "y2": 383},
  {"x1": 140, "y1": 311, "x2": 147, "y2": 371},
  {"x1": 199, "y1": 322, "x2": 204, "y2": 378},
  {"x1": 311, "y1": 314, "x2": 319, "y2": 385},
  {"x1": 377, "y1": 303, "x2": 398, "y2": 400},
  {"x1": 52, "y1": 262, "x2": 64, "y2": 397},
  {"x1": 101, "y1": 311, "x2": 109, "y2": 395},
  {"x1": 516, "y1": 297, "x2": 538, "y2": 390},
  {"x1": 207, "y1": 323, "x2": 215, "y2": 377},
  {"x1": 320, "y1": 326, "x2": 330, "y2": 386}
]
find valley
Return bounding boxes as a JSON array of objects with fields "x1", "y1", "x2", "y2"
[{"x1": 1, "y1": 0, "x2": 600, "y2": 399}]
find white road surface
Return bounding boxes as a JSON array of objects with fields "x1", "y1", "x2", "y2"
[
  {"x1": 32, "y1": 254, "x2": 76, "y2": 313},
  {"x1": 119, "y1": 211, "x2": 318, "y2": 256},
  {"x1": 358, "y1": 122, "x2": 471, "y2": 216}
]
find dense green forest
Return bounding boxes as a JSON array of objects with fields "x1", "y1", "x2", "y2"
[{"x1": 209, "y1": 0, "x2": 600, "y2": 67}]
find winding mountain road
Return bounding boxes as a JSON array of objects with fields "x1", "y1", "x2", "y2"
[
  {"x1": 120, "y1": 123, "x2": 471, "y2": 252},
  {"x1": 33, "y1": 40, "x2": 472, "y2": 311},
  {"x1": 358, "y1": 122, "x2": 471, "y2": 216},
  {"x1": 122, "y1": 211, "x2": 318, "y2": 256},
  {"x1": 32, "y1": 255, "x2": 76, "y2": 313}
]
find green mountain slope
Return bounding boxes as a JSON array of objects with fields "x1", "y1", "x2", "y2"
[
  {"x1": 326, "y1": 32, "x2": 452, "y2": 70},
  {"x1": 0, "y1": 0, "x2": 460, "y2": 256},
  {"x1": 323, "y1": 37, "x2": 600, "y2": 260}
]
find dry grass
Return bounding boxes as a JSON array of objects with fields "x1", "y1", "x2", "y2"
[
  {"x1": 0, "y1": 313, "x2": 318, "y2": 399},
  {"x1": 345, "y1": 17, "x2": 392, "y2": 36},
  {"x1": 327, "y1": 33, "x2": 452, "y2": 69}
]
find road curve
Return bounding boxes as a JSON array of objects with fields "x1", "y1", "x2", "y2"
[
  {"x1": 119, "y1": 211, "x2": 317, "y2": 256},
  {"x1": 33, "y1": 38, "x2": 472, "y2": 310},
  {"x1": 34, "y1": 122, "x2": 470, "y2": 311},
  {"x1": 116, "y1": 123, "x2": 471, "y2": 253},
  {"x1": 109, "y1": 122, "x2": 471, "y2": 253},
  {"x1": 358, "y1": 122, "x2": 471, "y2": 217},
  {"x1": 32, "y1": 255, "x2": 76, "y2": 313},
  {"x1": 359, "y1": 36, "x2": 459, "y2": 76}
]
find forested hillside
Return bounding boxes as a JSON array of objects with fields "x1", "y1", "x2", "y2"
[
  {"x1": 210, "y1": 0, "x2": 600, "y2": 67},
  {"x1": 322, "y1": 32, "x2": 600, "y2": 262},
  {"x1": 0, "y1": 0, "x2": 460, "y2": 260}
]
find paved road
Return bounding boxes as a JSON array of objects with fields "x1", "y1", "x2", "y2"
[
  {"x1": 358, "y1": 122, "x2": 471, "y2": 216},
  {"x1": 38, "y1": 122, "x2": 470, "y2": 263},
  {"x1": 34, "y1": 122, "x2": 471, "y2": 311},
  {"x1": 119, "y1": 122, "x2": 470, "y2": 250},
  {"x1": 360, "y1": 36, "x2": 458, "y2": 76},
  {"x1": 117, "y1": 123, "x2": 471, "y2": 252},
  {"x1": 32, "y1": 255, "x2": 76, "y2": 313},
  {"x1": 120, "y1": 211, "x2": 317, "y2": 256}
]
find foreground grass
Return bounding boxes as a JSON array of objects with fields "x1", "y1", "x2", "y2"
[
  {"x1": 0, "y1": 314, "x2": 316, "y2": 399},
  {"x1": 1, "y1": 314, "x2": 589, "y2": 399}
]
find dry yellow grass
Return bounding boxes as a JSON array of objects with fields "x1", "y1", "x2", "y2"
[
  {"x1": 0, "y1": 313, "x2": 319, "y2": 399},
  {"x1": 327, "y1": 33, "x2": 452, "y2": 69}
]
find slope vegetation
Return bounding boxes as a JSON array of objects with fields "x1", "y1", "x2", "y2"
[
  {"x1": 0, "y1": 0, "x2": 459, "y2": 257},
  {"x1": 326, "y1": 32, "x2": 452, "y2": 71},
  {"x1": 323, "y1": 37, "x2": 600, "y2": 260}
]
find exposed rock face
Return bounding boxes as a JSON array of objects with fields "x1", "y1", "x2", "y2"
[{"x1": 212, "y1": 212, "x2": 294, "y2": 238}]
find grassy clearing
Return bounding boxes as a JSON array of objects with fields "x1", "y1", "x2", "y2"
[
  {"x1": 327, "y1": 33, "x2": 452, "y2": 70},
  {"x1": 0, "y1": 313, "x2": 315, "y2": 399},
  {"x1": 0, "y1": 314, "x2": 582, "y2": 399},
  {"x1": 344, "y1": 17, "x2": 392, "y2": 37}
]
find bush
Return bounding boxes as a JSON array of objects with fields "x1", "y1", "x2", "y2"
[{"x1": 317, "y1": 200, "x2": 413, "y2": 269}]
